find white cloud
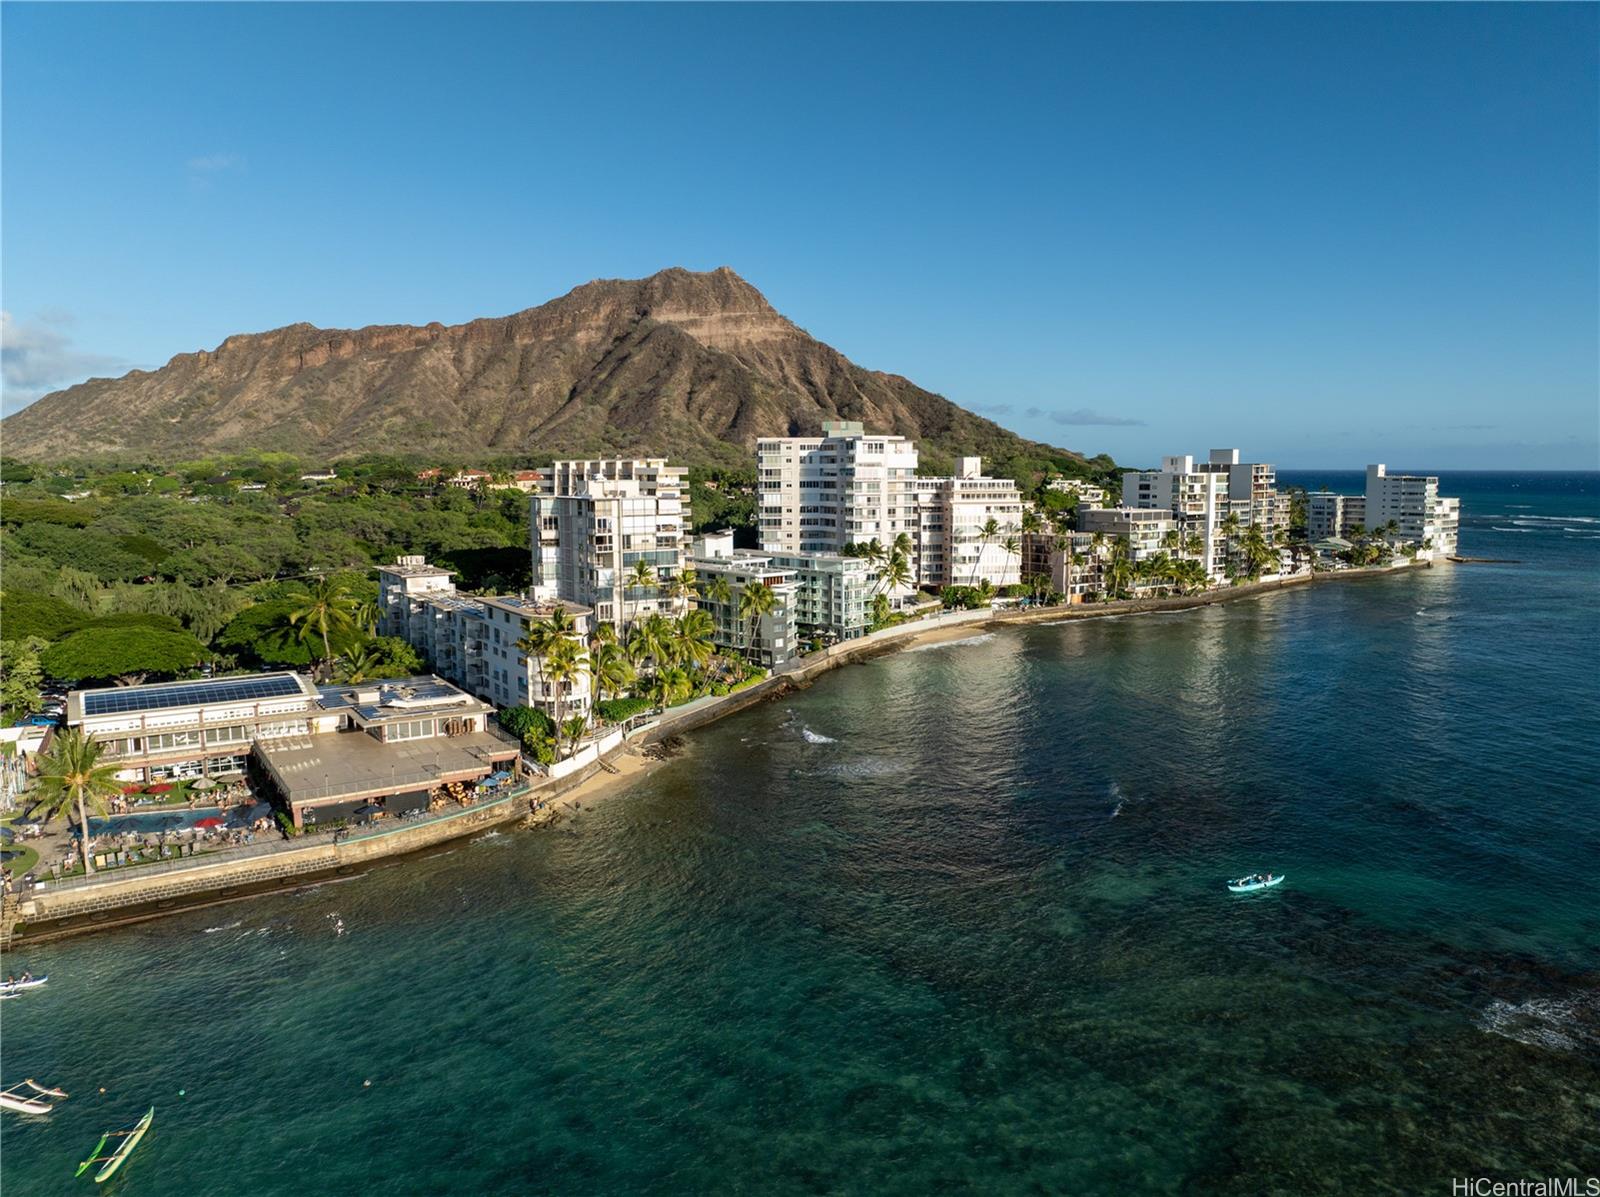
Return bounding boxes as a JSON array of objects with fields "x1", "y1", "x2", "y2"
[
  {"x1": 1024, "y1": 405, "x2": 1145, "y2": 427},
  {"x1": 0, "y1": 310, "x2": 122, "y2": 416}
]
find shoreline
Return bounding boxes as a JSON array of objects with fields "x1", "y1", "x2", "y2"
[{"x1": 9, "y1": 560, "x2": 1433, "y2": 944}]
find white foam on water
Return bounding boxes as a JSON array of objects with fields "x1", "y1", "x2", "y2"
[
  {"x1": 1491, "y1": 527, "x2": 1532, "y2": 533},
  {"x1": 1477, "y1": 992, "x2": 1600, "y2": 1053},
  {"x1": 202, "y1": 920, "x2": 242, "y2": 935},
  {"x1": 801, "y1": 727, "x2": 837, "y2": 744}
]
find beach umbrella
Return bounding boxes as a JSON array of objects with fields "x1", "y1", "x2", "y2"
[{"x1": 194, "y1": 816, "x2": 224, "y2": 829}]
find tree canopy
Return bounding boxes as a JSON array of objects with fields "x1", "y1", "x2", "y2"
[{"x1": 41, "y1": 626, "x2": 209, "y2": 683}]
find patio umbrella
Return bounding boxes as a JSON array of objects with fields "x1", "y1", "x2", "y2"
[
  {"x1": 194, "y1": 816, "x2": 225, "y2": 829},
  {"x1": 190, "y1": 777, "x2": 217, "y2": 792}
]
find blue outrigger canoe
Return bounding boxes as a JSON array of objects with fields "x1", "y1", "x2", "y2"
[{"x1": 1227, "y1": 874, "x2": 1284, "y2": 894}]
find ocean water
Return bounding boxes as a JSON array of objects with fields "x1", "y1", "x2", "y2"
[{"x1": 3, "y1": 472, "x2": 1597, "y2": 1195}]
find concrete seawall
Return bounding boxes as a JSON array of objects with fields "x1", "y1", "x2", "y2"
[{"x1": 13, "y1": 793, "x2": 524, "y2": 943}]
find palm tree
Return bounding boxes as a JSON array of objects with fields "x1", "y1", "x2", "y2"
[
  {"x1": 336, "y1": 648, "x2": 381, "y2": 683},
  {"x1": 1184, "y1": 532, "x2": 1204, "y2": 559},
  {"x1": 628, "y1": 613, "x2": 677, "y2": 679},
  {"x1": 876, "y1": 549, "x2": 912, "y2": 599},
  {"x1": 34, "y1": 727, "x2": 122, "y2": 876},
  {"x1": 588, "y1": 640, "x2": 636, "y2": 719},
  {"x1": 668, "y1": 564, "x2": 698, "y2": 615},
  {"x1": 1001, "y1": 534, "x2": 1021, "y2": 589},
  {"x1": 738, "y1": 581, "x2": 776, "y2": 664},
  {"x1": 560, "y1": 714, "x2": 589, "y2": 760},
  {"x1": 627, "y1": 560, "x2": 657, "y2": 596},
  {"x1": 968, "y1": 517, "x2": 1001, "y2": 586},
  {"x1": 352, "y1": 595, "x2": 382, "y2": 637},
  {"x1": 517, "y1": 608, "x2": 578, "y2": 717},
  {"x1": 674, "y1": 609, "x2": 716, "y2": 677},
  {"x1": 1241, "y1": 525, "x2": 1274, "y2": 580},
  {"x1": 649, "y1": 665, "x2": 693, "y2": 709},
  {"x1": 289, "y1": 576, "x2": 360, "y2": 679},
  {"x1": 542, "y1": 638, "x2": 588, "y2": 756}
]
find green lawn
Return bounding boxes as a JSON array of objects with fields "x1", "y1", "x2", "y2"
[{"x1": 1, "y1": 812, "x2": 40, "y2": 877}]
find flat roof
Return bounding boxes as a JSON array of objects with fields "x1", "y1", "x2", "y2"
[
  {"x1": 256, "y1": 728, "x2": 514, "y2": 805},
  {"x1": 376, "y1": 560, "x2": 454, "y2": 578},
  {"x1": 316, "y1": 676, "x2": 489, "y2": 723},
  {"x1": 74, "y1": 672, "x2": 316, "y2": 720},
  {"x1": 479, "y1": 595, "x2": 591, "y2": 619}
]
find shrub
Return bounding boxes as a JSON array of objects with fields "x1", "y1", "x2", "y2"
[
  {"x1": 497, "y1": 705, "x2": 555, "y2": 741},
  {"x1": 595, "y1": 697, "x2": 652, "y2": 723}
]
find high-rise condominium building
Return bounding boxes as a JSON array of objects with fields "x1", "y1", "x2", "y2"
[
  {"x1": 756, "y1": 421, "x2": 921, "y2": 556},
  {"x1": 914, "y1": 457, "x2": 1026, "y2": 589},
  {"x1": 1306, "y1": 492, "x2": 1367, "y2": 541},
  {"x1": 1363, "y1": 465, "x2": 1459, "y2": 557},
  {"x1": 531, "y1": 458, "x2": 689, "y2": 628},
  {"x1": 1122, "y1": 449, "x2": 1286, "y2": 579}
]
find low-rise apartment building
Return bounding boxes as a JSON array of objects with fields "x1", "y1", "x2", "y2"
[
  {"x1": 1077, "y1": 506, "x2": 1180, "y2": 564},
  {"x1": 690, "y1": 533, "x2": 800, "y2": 668},
  {"x1": 1046, "y1": 478, "x2": 1107, "y2": 507},
  {"x1": 377, "y1": 557, "x2": 593, "y2": 718},
  {"x1": 763, "y1": 549, "x2": 875, "y2": 642}
]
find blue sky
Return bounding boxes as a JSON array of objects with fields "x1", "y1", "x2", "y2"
[{"x1": 2, "y1": 2, "x2": 1595, "y2": 469}]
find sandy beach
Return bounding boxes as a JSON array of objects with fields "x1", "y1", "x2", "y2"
[{"x1": 546, "y1": 742, "x2": 679, "y2": 816}]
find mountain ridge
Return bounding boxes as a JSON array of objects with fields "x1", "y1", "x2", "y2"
[{"x1": 1, "y1": 267, "x2": 1100, "y2": 473}]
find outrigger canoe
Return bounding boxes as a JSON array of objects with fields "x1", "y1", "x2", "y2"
[
  {"x1": 77, "y1": 1107, "x2": 154, "y2": 1183},
  {"x1": 1, "y1": 1079, "x2": 68, "y2": 1114},
  {"x1": 1227, "y1": 874, "x2": 1284, "y2": 893},
  {"x1": 0, "y1": 975, "x2": 48, "y2": 994}
]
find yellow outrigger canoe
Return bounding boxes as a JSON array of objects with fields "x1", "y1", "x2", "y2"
[{"x1": 76, "y1": 1106, "x2": 153, "y2": 1183}]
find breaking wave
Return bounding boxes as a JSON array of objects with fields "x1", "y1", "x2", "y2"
[
  {"x1": 1477, "y1": 990, "x2": 1600, "y2": 1053},
  {"x1": 801, "y1": 727, "x2": 836, "y2": 744}
]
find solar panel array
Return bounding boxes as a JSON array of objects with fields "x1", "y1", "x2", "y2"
[{"x1": 81, "y1": 674, "x2": 305, "y2": 717}]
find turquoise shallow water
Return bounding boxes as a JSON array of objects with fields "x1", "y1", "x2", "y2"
[{"x1": 3, "y1": 472, "x2": 1598, "y2": 1194}]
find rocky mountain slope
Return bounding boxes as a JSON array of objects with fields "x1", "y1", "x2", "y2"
[{"x1": 2, "y1": 267, "x2": 1091, "y2": 470}]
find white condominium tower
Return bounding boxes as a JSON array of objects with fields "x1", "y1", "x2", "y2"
[
  {"x1": 1364, "y1": 464, "x2": 1459, "y2": 557},
  {"x1": 531, "y1": 458, "x2": 689, "y2": 628},
  {"x1": 757, "y1": 419, "x2": 920, "y2": 563},
  {"x1": 915, "y1": 457, "x2": 1026, "y2": 588},
  {"x1": 1122, "y1": 449, "x2": 1286, "y2": 579}
]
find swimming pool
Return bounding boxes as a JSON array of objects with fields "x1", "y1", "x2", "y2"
[{"x1": 88, "y1": 802, "x2": 275, "y2": 836}]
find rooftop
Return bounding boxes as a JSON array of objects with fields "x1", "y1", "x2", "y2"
[
  {"x1": 72, "y1": 672, "x2": 318, "y2": 722},
  {"x1": 377, "y1": 556, "x2": 454, "y2": 579},
  {"x1": 479, "y1": 594, "x2": 591, "y2": 619},
  {"x1": 255, "y1": 727, "x2": 513, "y2": 805},
  {"x1": 316, "y1": 676, "x2": 489, "y2": 724}
]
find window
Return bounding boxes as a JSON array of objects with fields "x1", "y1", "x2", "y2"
[{"x1": 386, "y1": 719, "x2": 436, "y2": 742}]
